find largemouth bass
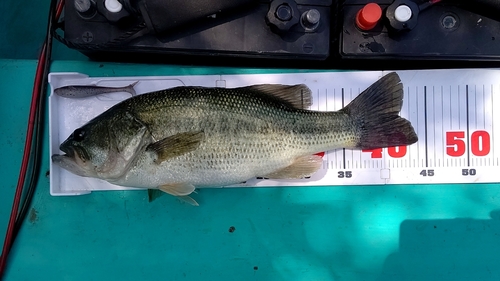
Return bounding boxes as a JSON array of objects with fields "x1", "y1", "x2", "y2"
[{"x1": 52, "y1": 72, "x2": 417, "y2": 205}]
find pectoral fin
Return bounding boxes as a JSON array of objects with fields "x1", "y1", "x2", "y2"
[
  {"x1": 147, "y1": 131, "x2": 204, "y2": 164},
  {"x1": 158, "y1": 183, "x2": 198, "y2": 206},
  {"x1": 178, "y1": 196, "x2": 199, "y2": 207},
  {"x1": 159, "y1": 183, "x2": 196, "y2": 196},
  {"x1": 263, "y1": 155, "x2": 323, "y2": 179}
]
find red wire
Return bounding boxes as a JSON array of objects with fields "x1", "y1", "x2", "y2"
[
  {"x1": 0, "y1": 43, "x2": 47, "y2": 277},
  {"x1": 55, "y1": 0, "x2": 65, "y2": 20},
  {"x1": 0, "y1": 0, "x2": 65, "y2": 276}
]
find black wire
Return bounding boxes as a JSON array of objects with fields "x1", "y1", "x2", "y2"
[
  {"x1": 12, "y1": 0, "x2": 57, "y2": 238},
  {"x1": 14, "y1": 2, "x2": 147, "y2": 235}
]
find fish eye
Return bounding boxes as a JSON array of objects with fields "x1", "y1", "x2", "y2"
[{"x1": 73, "y1": 128, "x2": 86, "y2": 141}]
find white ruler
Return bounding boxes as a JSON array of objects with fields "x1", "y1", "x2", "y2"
[
  {"x1": 223, "y1": 69, "x2": 500, "y2": 187},
  {"x1": 49, "y1": 69, "x2": 500, "y2": 195}
]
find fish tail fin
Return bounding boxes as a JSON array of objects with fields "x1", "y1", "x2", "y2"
[
  {"x1": 126, "y1": 81, "x2": 139, "y2": 96},
  {"x1": 341, "y1": 72, "x2": 418, "y2": 149}
]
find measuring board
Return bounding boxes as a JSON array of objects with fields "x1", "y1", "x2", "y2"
[{"x1": 49, "y1": 69, "x2": 500, "y2": 195}]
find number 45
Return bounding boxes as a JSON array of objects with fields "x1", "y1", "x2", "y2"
[{"x1": 420, "y1": 169, "x2": 434, "y2": 176}]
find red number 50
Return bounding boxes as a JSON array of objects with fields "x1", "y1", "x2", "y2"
[{"x1": 446, "y1": 130, "x2": 490, "y2": 157}]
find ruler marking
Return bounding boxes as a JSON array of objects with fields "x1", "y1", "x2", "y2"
[
  {"x1": 459, "y1": 85, "x2": 462, "y2": 129},
  {"x1": 412, "y1": 86, "x2": 421, "y2": 167},
  {"x1": 325, "y1": 88, "x2": 328, "y2": 111},
  {"x1": 475, "y1": 84, "x2": 478, "y2": 129},
  {"x1": 424, "y1": 86, "x2": 429, "y2": 167},
  {"x1": 404, "y1": 86, "x2": 411, "y2": 167},
  {"x1": 432, "y1": 86, "x2": 438, "y2": 166},
  {"x1": 466, "y1": 85, "x2": 470, "y2": 167},
  {"x1": 417, "y1": 86, "x2": 421, "y2": 166},
  {"x1": 325, "y1": 89, "x2": 330, "y2": 170},
  {"x1": 442, "y1": 85, "x2": 446, "y2": 163},
  {"x1": 482, "y1": 84, "x2": 486, "y2": 129},
  {"x1": 316, "y1": 89, "x2": 320, "y2": 110},
  {"x1": 492, "y1": 84, "x2": 496, "y2": 163},
  {"x1": 342, "y1": 88, "x2": 345, "y2": 170},
  {"x1": 450, "y1": 85, "x2": 454, "y2": 130}
]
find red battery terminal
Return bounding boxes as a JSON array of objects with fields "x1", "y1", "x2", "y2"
[{"x1": 355, "y1": 3, "x2": 382, "y2": 31}]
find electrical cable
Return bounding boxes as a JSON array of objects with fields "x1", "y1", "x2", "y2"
[
  {"x1": 0, "y1": 43, "x2": 47, "y2": 280},
  {"x1": 14, "y1": 0, "x2": 64, "y2": 235},
  {"x1": 0, "y1": 0, "x2": 62, "y2": 277},
  {"x1": 3, "y1": 1, "x2": 141, "y2": 274},
  {"x1": 12, "y1": 0, "x2": 61, "y2": 238}
]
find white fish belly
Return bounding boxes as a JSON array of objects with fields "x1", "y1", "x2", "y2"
[{"x1": 111, "y1": 132, "x2": 308, "y2": 188}]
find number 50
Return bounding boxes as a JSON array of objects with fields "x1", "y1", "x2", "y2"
[{"x1": 446, "y1": 131, "x2": 490, "y2": 157}]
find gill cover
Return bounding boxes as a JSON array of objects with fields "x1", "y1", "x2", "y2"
[{"x1": 101, "y1": 111, "x2": 149, "y2": 179}]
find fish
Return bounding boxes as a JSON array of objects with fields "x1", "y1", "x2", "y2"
[
  {"x1": 54, "y1": 81, "x2": 139, "y2": 98},
  {"x1": 52, "y1": 72, "x2": 418, "y2": 205}
]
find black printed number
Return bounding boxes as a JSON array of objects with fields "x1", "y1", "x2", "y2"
[
  {"x1": 462, "y1": 169, "x2": 476, "y2": 176},
  {"x1": 420, "y1": 169, "x2": 434, "y2": 177},
  {"x1": 338, "y1": 171, "x2": 352, "y2": 178}
]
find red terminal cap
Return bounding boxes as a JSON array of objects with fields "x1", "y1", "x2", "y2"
[{"x1": 356, "y1": 3, "x2": 382, "y2": 31}]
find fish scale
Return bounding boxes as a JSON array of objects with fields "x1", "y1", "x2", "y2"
[{"x1": 114, "y1": 94, "x2": 301, "y2": 186}]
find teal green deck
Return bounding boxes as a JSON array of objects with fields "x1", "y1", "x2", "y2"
[
  {"x1": 1, "y1": 2, "x2": 500, "y2": 280},
  {"x1": 2, "y1": 59, "x2": 500, "y2": 281}
]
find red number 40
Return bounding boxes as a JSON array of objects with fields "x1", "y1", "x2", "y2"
[
  {"x1": 446, "y1": 131, "x2": 490, "y2": 157},
  {"x1": 362, "y1": 146, "x2": 407, "y2": 158}
]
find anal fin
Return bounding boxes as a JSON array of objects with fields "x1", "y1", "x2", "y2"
[{"x1": 263, "y1": 155, "x2": 323, "y2": 179}]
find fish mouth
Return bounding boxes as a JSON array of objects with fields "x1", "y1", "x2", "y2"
[
  {"x1": 51, "y1": 147, "x2": 90, "y2": 177},
  {"x1": 59, "y1": 144, "x2": 75, "y2": 158},
  {"x1": 58, "y1": 142, "x2": 89, "y2": 163}
]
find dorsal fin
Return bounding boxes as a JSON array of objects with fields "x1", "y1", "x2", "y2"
[{"x1": 242, "y1": 84, "x2": 312, "y2": 109}]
